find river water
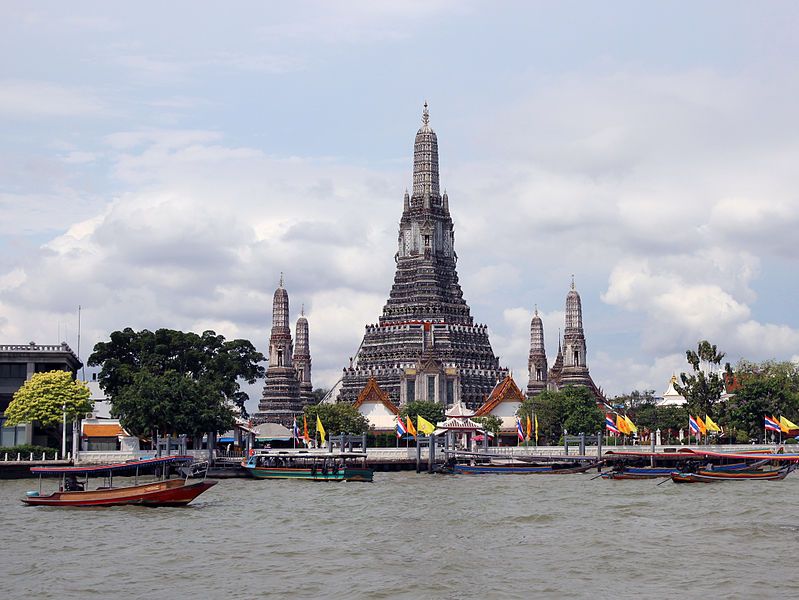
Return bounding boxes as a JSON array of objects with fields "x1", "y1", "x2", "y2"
[{"x1": 1, "y1": 472, "x2": 797, "y2": 599}]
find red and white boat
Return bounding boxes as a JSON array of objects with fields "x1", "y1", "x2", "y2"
[{"x1": 23, "y1": 456, "x2": 216, "y2": 507}]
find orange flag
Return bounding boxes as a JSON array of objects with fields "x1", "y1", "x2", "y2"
[
  {"x1": 696, "y1": 415, "x2": 707, "y2": 436},
  {"x1": 406, "y1": 416, "x2": 417, "y2": 438}
]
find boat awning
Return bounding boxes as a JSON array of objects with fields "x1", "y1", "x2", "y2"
[
  {"x1": 30, "y1": 455, "x2": 194, "y2": 475},
  {"x1": 604, "y1": 449, "x2": 799, "y2": 462}
]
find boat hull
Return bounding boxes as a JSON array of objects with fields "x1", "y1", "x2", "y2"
[
  {"x1": 453, "y1": 462, "x2": 598, "y2": 475},
  {"x1": 671, "y1": 468, "x2": 792, "y2": 483},
  {"x1": 243, "y1": 466, "x2": 373, "y2": 482},
  {"x1": 22, "y1": 479, "x2": 217, "y2": 507}
]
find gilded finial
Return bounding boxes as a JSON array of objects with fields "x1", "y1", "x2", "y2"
[{"x1": 422, "y1": 101, "x2": 429, "y2": 126}]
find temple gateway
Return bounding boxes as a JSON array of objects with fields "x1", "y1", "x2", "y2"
[{"x1": 335, "y1": 104, "x2": 509, "y2": 410}]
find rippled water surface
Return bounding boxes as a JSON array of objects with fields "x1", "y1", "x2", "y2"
[{"x1": 2, "y1": 472, "x2": 797, "y2": 599}]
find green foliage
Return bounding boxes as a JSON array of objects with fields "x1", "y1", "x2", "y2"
[
  {"x1": 517, "y1": 386, "x2": 603, "y2": 444},
  {"x1": 0, "y1": 444, "x2": 58, "y2": 457},
  {"x1": 473, "y1": 415, "x2": 503, "y2": 438},
  {"x1": 4, "y1": 371, "x2": 92, "y2": 428},
  {"x1": 398, "y1": 401, "x2": 445, "y2": 425},
  {"x1": 304, "y1": 403, "x2": 370, "y2": 437},
  {"x1": 311, "y1": 388, "x2": 329, "y2": 404},
  {"x1": 674, "y1": 340, "x2": 732, "y2": 416},
  {"x1": 88, "y1": 328, "x2": 265, "y2": 436},
  {"x1": 725, "y1": 359, "x2": 799, "y2": 439}
]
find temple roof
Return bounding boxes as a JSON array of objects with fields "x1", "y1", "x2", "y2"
[
  {"x1": 353, "y1": 377, "x2": 399, "y2": 415},
  {"x1": 475, "y1": 376, "x2": 525, "y2": 416}
]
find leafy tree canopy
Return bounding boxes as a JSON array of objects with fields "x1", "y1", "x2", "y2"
[
  {"x1": 517, "y1": 386, "x2": 603, "y2": 444},
  {"x1": 4, "y1": 371, "x2": 92, "y2": 433},
  {"x1": 88, "y1": 328, "x2": 265, "y2": 437},
  {"x1": 725, "y1": 360, "x2": 799, "y2": 439},
  {"x1": 304, "y1": 403, "x2": 370, "y2": 437},
  {"x1": 473, "y1": 415, "x2": 503, "y2": 438},
  {"x1": 674, "y1": 340, "x2": 732, "y2": 416},
  {"x1": 398, "y1": 401, "x2": 445, "y2": 425}
]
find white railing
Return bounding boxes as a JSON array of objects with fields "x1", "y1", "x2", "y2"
[{"x1": 2, "y1": 451, "x2": 69, "y2": 462}]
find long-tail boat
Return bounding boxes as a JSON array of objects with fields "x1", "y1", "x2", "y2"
[
  {"x1": 453, "y1": 461, "x2": 601, "y2": 475},
  {"x1": 671, "y1": 464, "x2": 795, "y2": 483},
  {"x1": 241, "y1": 450, "x2": 373, "y2": 481},
  {"x1": 601, "y1": 461, "x2": 765, "y2": 480},
  {"x1": 22, "y1": 456, "x2": 216, "y2": 507}
]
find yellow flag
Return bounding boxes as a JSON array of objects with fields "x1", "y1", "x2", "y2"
[
  {"x1": 417, "y1": 415, "x2": 436, "y2": 435},
  {"x1": 705, "y1": 415, "x2": 721, "y2": 433},
  {"x1": 780, "y1": 416, "x2": 799, "y2": 433},
  {"x1": 534, "y1": 414, "x2": 539, "y2": 444},
  {"x1": 316, "y1": 415, "x2": 326, "y2": 445},
  {"x1": 406, "y1": 416, "x2": 417, "y2": 438},
  {"x1": 624, "y1": 415, "x2": 638, "y2": 434},
  {"x1": 526, "y1": 415, "x2": 532, "y2": 440},
  {"x1": 616, "y1": 414, "x2": 630, "y2": 435}
]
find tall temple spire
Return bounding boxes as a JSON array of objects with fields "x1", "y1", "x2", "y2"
[
  {"x1": 412, "y1": 101, "x2": 440, "y2": 199},
  {"x1": 527, "y1": 304, "x2": 548, "y2": 397},
  {"x1": 256, "y1": 278, "x2": 303, "y2": 426},
  {"x1": 338, "y1": 104, "x2": 507, "y2": 409},
  {"x1": 293, "y1": 309, "x2": 313, "y2": 403}
]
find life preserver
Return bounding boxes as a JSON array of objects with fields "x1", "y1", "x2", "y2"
[{"x1": 249, "y1": 448, "x2": 255, "y2": 457}]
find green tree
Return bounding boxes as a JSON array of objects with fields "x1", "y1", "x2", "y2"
[
  {"x1": 674, "y1": 340, "x2": 732, "y2": 417},
  {"x1": 398, "y1": 401, "x2": 445, "y2": 425},
  {"x1": 3, "y1": 371, "x2": 92, "y2": 446},
  {"x1": 311, "y1": 388, "x2": 329, "y2": 404},
  {"x1": 517, "y1": 387, "x2": 602, "y2": 444},
  {"x1": 725, "y1": 360, "x2": 799, "y2": 440},
  {"x1": 473, "y1": 415, "x2": 503, "y2": 441},
  {"x1": 88, "y1": 328, "x2": 265, "y2": 437},
  {"x1": 304, "y1": 403, "x2": 370, "y2": 438}
]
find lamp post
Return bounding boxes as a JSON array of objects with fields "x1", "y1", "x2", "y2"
[{"x1": 61, "y1": 403, "x2": 67, "y2": 458}]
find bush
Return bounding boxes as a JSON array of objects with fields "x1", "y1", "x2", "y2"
[
  {"x1": 735, "y1": 430, "x2": 750, "y2": 444},
  {"x1": 785, "y1": 438, "x2": 797, "y2": 445},
  {"x1": 0, "y1": 444, "x2": 58, "y2": 457}
]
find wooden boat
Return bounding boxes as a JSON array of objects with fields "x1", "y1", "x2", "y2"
[
  {"x1": 453, "y1": 461, "x2": 601, "y2": 475},
  {"x1": 241, "y1": 450, "x2": 373, "y2": 482},
  {"x1": 23, "y1": 456, "x2": 216, "y2": 507},
  {"x1": 671, "y1": 465, "x2": 795, "y2": 483},
  {"x1": 601, "y1": 462, "x2": 761, "y2": 480}
]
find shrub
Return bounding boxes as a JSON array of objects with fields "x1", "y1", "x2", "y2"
[{"x1": 0, "y1": 444, "x2": 58, "y2": 457}]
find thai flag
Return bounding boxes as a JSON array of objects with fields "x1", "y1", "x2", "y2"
[
  {"x1": 605, "y1": 414, "x2": 620, "y2": 435},
  {"x1": 396, "y1": 417, "x2": 408, "y2": 439},
  {"x1": 292, "y1": 417, "x2": 300, "y2": 440},
  {"x1": 516, "y1": 419, "x2": 525, "y2": 442},
  {"x1": 765, "y1": 415, "x2": 781, "y2": 432},
  {"x1": 689, "y1": 415, "x2": 701, "y2": 435}
]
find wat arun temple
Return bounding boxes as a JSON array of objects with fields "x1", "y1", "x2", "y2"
[{"x1": 257, "y1": 104, "x2": 602, "y2": 422}]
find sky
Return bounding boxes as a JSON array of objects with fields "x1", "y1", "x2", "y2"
[{"x1": 2, "y1": 1, "x2": 799, "y2": 413}]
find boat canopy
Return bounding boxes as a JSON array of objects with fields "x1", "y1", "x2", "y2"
[{"x1": 30, "y1": 455, "x2": 194, "y2": 475}]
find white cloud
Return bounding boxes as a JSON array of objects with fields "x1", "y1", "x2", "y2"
[{"x1": 0, "y1": 80, "x2": 108, "y2": 118}]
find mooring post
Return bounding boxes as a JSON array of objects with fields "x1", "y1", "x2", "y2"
[
  {"x1": 563, "y1": 429, "x2": 569, "y2": 455},
  {"x1": 651, "y1": 433, "x2": 656, "y2": 467},
  {"x1": 579, "y1": 432, "x2": 586, "y2": 456},
  {"x1": 597, "y1": 431, "x2": 603, "y2": 471},
  {"x1": 416, "y1": 438, "x2": 422, "y2": 473},
  {"x1": 429, "y1": 435, "x2": 435, "y2": 473}
]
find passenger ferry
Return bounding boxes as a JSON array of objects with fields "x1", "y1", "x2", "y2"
[{"x1": 241, "y1": 449, "x2": 373, "y2": 482}]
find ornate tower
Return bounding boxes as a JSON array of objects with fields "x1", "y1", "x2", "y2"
[
  {"x1": 256, "y1": 275, "x2": 302, "y2": 426},
  {"x1": 526, "y1": 307, "x2": 548, "y2": 397},
  {"x1": 561, "y1": 276, "x2": 589, "y2": 385},
  {"x1": 293, "y1": 306, "x2": 314, "y2": 404},
  {"x1": 337, "y1": 103, "x2": 508, "y2": 409}
]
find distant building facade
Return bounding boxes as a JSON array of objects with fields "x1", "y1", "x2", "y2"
[{"x1": 0, "y1": 342, "x2": 82, "y2": 447}]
